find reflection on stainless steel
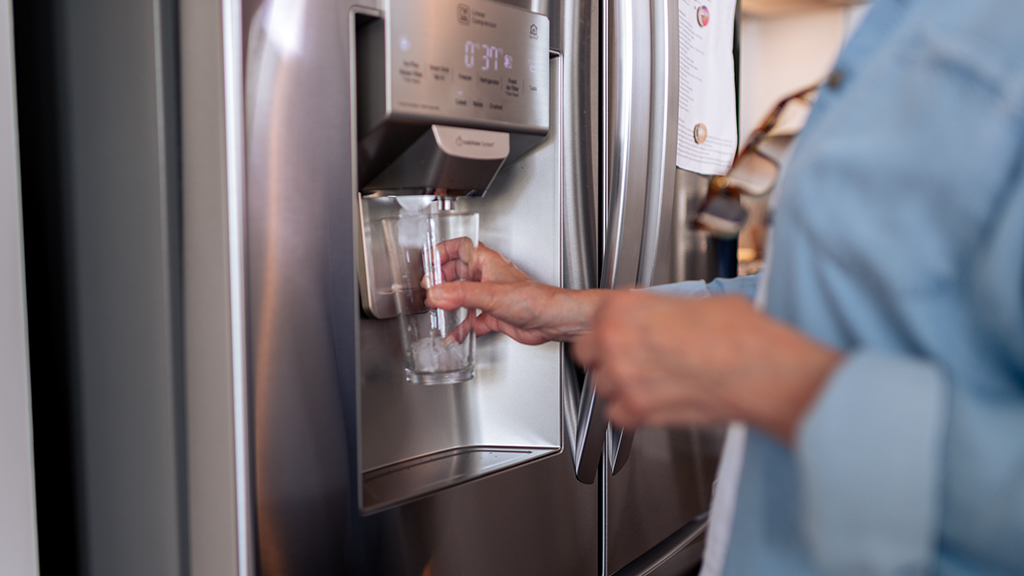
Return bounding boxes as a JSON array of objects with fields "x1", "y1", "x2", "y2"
[
  {"x1": 242, "y1": 0, "x2": 722, "y2": 572},
  {"x1": 602, "y1": 0, "x2": 652, "y2": 290},
  {"x1": 637, "y1": 0, "x2": 679, "y2": 289},
  {"x1": 220, "y1": 0, "x2": 253, "y2": 572},
  {"x1": 607, "y1": 426, "x2": 724, "y2": 574},
  {"x1": 355, "y1": 0, "x2": 550, "y2": 189},
  {"x1": 612, "y1": 512, "x2": 708, "y2": 576},
  {"x1": 574, "y1": 0, "x2": 655, "y2": 488},
  {"x1": 362, "y1": 126, "x2": 510, "y2": 195},
  {"x1": 246, "y1": 1, "x2": 602, "y2": 573},
  {"x1": 607, "y1": 426, "x2": 634, "y2": 476},
  {"x1": 573, "y1": 373, "x2": 607, "y2": 484},
  {"x1": 606, "y1": 0, "x2": 681, "y2": 476},
  {"x1": 363, "y1": 446, "x2": 546, "y2": 511},
  {"x1": 672, "y1": 168, "x2": 716, "y2": 283},
  {"x1": 559, "y1": 0, "x2": 599, "y2": 479},
  {"x1": 603, "y1": 1, "x2": 728, "y2": 574},
  {"x1": 359, "y1": 54, "x2": 563, "y2": 510}
]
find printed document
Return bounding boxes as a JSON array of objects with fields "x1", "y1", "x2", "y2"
[{"x1": 676, "y1": 0, "x2": 738, "y2": 175}]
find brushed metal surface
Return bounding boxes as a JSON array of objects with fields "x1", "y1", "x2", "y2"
[
  {"x1": 356, "y1": 0, "x2": 550, "y2": 189},
  {"x1": 611, "y1": 513, "x2": 707, "y2": 576},
  {"x1": 559, "y1": 0, "x2": 599, "y2": 484},
  {"x1": 607, "y1": 0, "x2": 680, "y2": 479},
  {"x1": 671, "y1": 168, "x2": 715, "y2": 283},
  {"x1": 606, "y1": 426, "x2": 723, "y2": 574},
  {"x1": 362, "y1": 446, "x2": 550, "y2": 512},
  {"x1": 605, "y1": 2, "x2": 729, "y2": 574},
  {"x1": 380, "y1": 0, "x2": 550, "y2": 133},
  {"x1": 58, "y1": 1, "x2": 188, "y2": 574},
  {"x1": 179, "y1": 0, "x2": 251, "y2": 573},
  {"x1": 0, "y1": 1, "x2": 37, "y2": 571},
  {"x1": 362, "y1": 126, "x2": 510, "y2": 195},
  {"x1": 245, "y1": 0, "x2": 598, "y2": 573},
  {"x1": 574, "y1": 0, "x2": 656, "y2": 487},
  {"x1": 573, "y1": 373, "x2": 607, "y2": 484},
  {"x1": 607, "y1": 425, "x2": 634, "y2": 476},
  {"x1": 559, "y1": 0, "x2": 599, "y2": 294},
  {"x1": 358, "y1": 54, "x2": 563, "y2": 509},
  {"x1": 601, "y1": 0, "x2": 652, "y2": 290},
  {"x1": 636, "y1": 0, "x2": 679, "y2": 290}
]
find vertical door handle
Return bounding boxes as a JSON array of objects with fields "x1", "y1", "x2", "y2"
[
  {"x1": 579, "y1": 0, "x2": 652, "y2": 483},
  {"x1": 608, "y1": 426, "x2": 634, "y2": 475},
  {"x1": 597, "y1": 0, "x2": 657, "y2": 479},
  {"x1": 573, "y1": 371, "x2": 608, "y2": 484}
]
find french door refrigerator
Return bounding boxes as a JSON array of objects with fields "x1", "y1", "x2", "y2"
[
  {"x1": 16, "y1": 0, "x2": 731, "y2": 574},
  {"x1": 243, "y1": 0, "x2": 727, "y2": 573}
]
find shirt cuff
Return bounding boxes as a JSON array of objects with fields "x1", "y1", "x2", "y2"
[
  {"x1": 796, "y1": 350, "x2": 949, "y2": 576},
  {"x1": 643, "y1": 272, "x2": 761, "y2": 300},
  {"x1": 643, "y1": 279, "x2": 712, "y2": 298}
]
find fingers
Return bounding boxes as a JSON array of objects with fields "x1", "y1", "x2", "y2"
[
  {"x1": 444, "y1": 313, "x2": 475, "y2": 345},
  {"x1": 435, "y1": 237, "x2": 476, "y2": 268},
  {"x1": 440, "y1": 259, "x2": 471, "y2": 282},
  {"x1": 427, "y1": 280, "x2": 501, "y2": 312}
]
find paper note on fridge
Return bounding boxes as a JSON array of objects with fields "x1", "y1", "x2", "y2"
[{"x1": 676, "y1": 0, "x2": 738, "y2": 176}]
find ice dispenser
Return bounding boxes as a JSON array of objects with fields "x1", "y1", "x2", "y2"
[{"x1": 352, "y1": 0, "x2": 563, "y2": 512}]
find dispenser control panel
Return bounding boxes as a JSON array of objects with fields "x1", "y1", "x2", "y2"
[{"x1": 384, "y1": 0, "x2": 550, "y2": 134}]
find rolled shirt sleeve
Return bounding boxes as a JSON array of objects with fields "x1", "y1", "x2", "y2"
[
  {"x1": 795, "y1": 352, "x2": 950, "y2": 575},
  {"x1": 644, "y1": 272, "x2": 761, "y2": 300}
]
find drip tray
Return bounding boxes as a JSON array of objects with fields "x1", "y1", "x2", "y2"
[{"x1": 362, "y1": 445, "x2": 560, "y2": 513}]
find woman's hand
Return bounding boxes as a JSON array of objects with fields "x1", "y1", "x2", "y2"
[
  {"x1": 426, "y1": 239, "x2": 608, "y2": 345},
  {"x1": 572, "y1": 291, "x2": 842, "y2": 444}
]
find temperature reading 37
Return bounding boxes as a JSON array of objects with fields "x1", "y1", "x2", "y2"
[{"x1": 464, "y1": 41, "x2": 513, "y2": 71}]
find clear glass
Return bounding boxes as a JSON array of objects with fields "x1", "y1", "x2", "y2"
[{"x1": 381, "y1": 211, "x2": 479, "y2": 385}]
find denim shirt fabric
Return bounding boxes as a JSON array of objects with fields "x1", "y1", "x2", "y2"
[{"x1": 657, "y1": 0, "x2": 1024, "y2": 573}]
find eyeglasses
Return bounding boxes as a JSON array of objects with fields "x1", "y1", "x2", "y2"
[{"x1": 692, "y1": 84, "x2": 820, "y2": 239}]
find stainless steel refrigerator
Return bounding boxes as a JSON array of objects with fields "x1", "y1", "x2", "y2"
[
  {"x1": 242, "y1": 0, "x2": 726, "y2": 574},
  {"x1": 14, "y1": 0, "x2": 730, "y2": 574}
]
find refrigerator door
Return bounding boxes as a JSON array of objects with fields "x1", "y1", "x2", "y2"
[
  {"x1": 601, "y1": 0, "x2": 730, "y2": 573},
  {"x1": 244, "y1": 0, "x2": 602, "y2": 574}
]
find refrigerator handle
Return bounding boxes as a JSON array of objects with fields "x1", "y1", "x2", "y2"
[
  {"x1": 582, "y1": 0, "x2": 653, "y2": 482},
  {"x1": 598, "y1": 0, "x2": 663, "y2": 478},
  {"x1": 601, "y1": 0, "x2": 652, "y2": 292},
  {"x1": 607, "y1": 425, "x2": 635, "y2": 475},
  {"x1": 573, "y1": 371, "x2": 608, "y2": 484}
]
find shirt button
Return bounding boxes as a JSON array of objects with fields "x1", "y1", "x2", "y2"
[{"x1": 828, "y1": 69, "x2": 845, "y2": 89}]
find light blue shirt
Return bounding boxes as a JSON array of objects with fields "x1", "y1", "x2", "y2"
[{"x1": 660, "y1": 0, "x2": 1024, "y2": 573}]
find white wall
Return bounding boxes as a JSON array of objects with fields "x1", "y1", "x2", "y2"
[
  {"x1": 739, "y1": 5, "x2": 869, "y2": 141},
  {"x1": 0, "y1": 0, "x2": 40, "y2": 574}
]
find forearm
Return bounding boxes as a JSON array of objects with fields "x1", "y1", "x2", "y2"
[
  {"x1": 546, "y1": 287, "x2": 612, "y2": 343},
  {"x1": 734, "y1": 326, "x2": 842, "y2": 444}
]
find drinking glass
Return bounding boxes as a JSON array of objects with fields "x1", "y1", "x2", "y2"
[{"x1": 381, "y1": 211, "x2": 479, "y2": 385}]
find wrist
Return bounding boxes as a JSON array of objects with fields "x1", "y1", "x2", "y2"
[{"x1": 553, "y1": 288, "x2": 612, "y2": 343}]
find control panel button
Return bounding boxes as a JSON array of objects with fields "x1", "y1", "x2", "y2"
[
  {"x1": 504, "y1": 77, "x2": 520, "y2": 97},
  {"x1": 429, "y1": 64, "x2": 451, "y2": 82},
  {"x1": 478, "y1": 74, "x2": 501, "y2": 88},
  {"x1": 399, "y1": 60, "x2": 423, "y2": 84}
]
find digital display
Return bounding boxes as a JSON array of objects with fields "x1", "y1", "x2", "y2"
[
  {"x1": 384, "y1": 0, "x2": 549, "y2": 134},
  {"x1": 464, "y1": 41, "x2": 513, "y2": 72}
]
